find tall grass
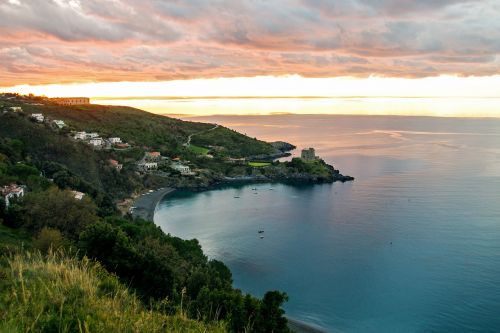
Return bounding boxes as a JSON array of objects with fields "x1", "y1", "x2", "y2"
[{"x1": 0, "y1": 250, "x2": 227, "y2": 333}]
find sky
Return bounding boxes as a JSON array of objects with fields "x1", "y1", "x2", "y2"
[{"x1": 1, "y1": 0, "x2": 500, "y2": 106}]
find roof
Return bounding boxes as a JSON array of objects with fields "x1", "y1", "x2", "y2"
[
  {"x1": 1, "y1": 184, "x2": 23, "y2": 196},
  {"x1": 147, "y1": 151, "x2": 161, "y2": 156}
]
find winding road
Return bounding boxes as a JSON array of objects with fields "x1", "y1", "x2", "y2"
[{"x1": 184, "y1": 124, "x2": 219, "y2": 147}]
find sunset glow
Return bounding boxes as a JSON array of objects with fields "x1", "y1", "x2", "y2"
[{"x1": 1, "y1": 0, "x2": 500, "y2": 116}]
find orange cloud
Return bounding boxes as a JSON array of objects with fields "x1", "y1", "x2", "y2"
[{"x1": 0, "y1": 0, "x2": 499, "y2": 86}]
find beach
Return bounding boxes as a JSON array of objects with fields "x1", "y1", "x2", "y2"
[{"x1": 131, "y1": 187, "x2": 175, "y2": 221}]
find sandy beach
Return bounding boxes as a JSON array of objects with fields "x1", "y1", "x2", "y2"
[{"x1": 131, "y1": 187, "x2": 175, "y2": 221}]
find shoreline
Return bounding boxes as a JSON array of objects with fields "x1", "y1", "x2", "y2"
[
  {"x1": 132, "y1": 185, "x2": 331, "y2": 333},
  {"x1": 130, "y1": 187, "x2": 175, "y2": 221}
]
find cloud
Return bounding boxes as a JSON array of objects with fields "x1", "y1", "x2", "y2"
[{"x1": 0, "y1": 0, "x2": 499, "y2": 86}]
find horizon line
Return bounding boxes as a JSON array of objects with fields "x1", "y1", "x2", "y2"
[{"x1": 91, "y1": 95, "x2": 500, "y2": 100}]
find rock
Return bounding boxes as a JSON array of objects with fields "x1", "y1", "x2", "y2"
[{"x1": 270, "y1": 141, "x2": 296, "y2": 152}]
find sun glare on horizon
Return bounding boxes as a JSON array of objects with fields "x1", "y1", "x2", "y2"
[{"x1": 3, "y1": 75, "x2": 500, "y2": 117}]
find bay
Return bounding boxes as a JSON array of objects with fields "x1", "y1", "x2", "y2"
[{"x1": 155, "y1": 115, "x2": 500, "y2": 332}]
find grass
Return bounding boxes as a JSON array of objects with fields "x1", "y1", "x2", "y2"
[
  {"x1": 0, "y1": 250, "x2": 228, "y2": 333},
  {"x1": 248, "y1": 162, "x2": 271, "y2": 167},
  {"x1": 0, "y1": 224, "x2": 31, "y2": 250},
  {"x1": 188, "y1": 144, "x2": 210, "y2": 155}
]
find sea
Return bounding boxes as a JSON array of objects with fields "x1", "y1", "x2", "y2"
[{"x1": 150, "y1": 112, "x2": 500, "y2": 332}]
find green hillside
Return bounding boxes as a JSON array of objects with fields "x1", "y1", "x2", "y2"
[
  {"x1": 0, "y1": 251, "x2": 227, "y2": 333},
  {"x1": 11, "y1": 98, "x2": 274, "y2": 157}
]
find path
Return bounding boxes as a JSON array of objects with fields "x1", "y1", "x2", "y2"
[{"x1": 184, "y1": 124, "x2": 219, "y2": 147}]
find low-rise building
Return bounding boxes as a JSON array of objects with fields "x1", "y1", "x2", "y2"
[
  {"x1": 109, "y1": 137, "x2": 122, "y2": 144},
  {"x1": 145, "y1": 151, "x2": 161, "y2": 161},
  {"x1": 9, "y1": 106, "x2": 22, "y2": 112},
  {"x1": 71, "y1": 190, "x2": 85, "y2": 200},
  {"x1": 171, "y1": 162, "x2": 192, "y2": 175},
  {"x1": 114, "y1": 142, "x2": 130, "y2": 149},
  {"x1": 74, "y1": 131, "x2": 87, "y2": 140},
  {"x1": 30, "y1": 113, "x2": 44, "y2": 123},
  {"x1": 109, "y1": 159, "x2": 123, "y2": 171},
  {"x1": 1, "y1": 184, "x2": 24, "y2": 207},
  {"x1": 301, "y1": 148, "x2": 317, "y2": 161},
  {"x1": 86, "y1": 132, "x2": 99, "y2": 139},
  {"x1": 52, "y1": 97, "x2": 90, "y2": 105},
  {"x1": 89, "y1": 138, "x2": 104, "y2": 146},
  {"x1": 138, "y1": 162, "x2": 158, "y2": 171},
  {"x1": 52, "y1": 120, "x2": 66, "y2": 129}
]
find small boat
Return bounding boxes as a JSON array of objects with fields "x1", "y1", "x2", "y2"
[
  {"x1": 269, "y1": 188, "x2": 274, "y2": 191},
  {"x1": 251, "y1": 188, "x2": 257, "y2": 190},
  {"x1": 234, "y1": 196, "x2": 240, "y2": 198},
  {"x1": 258, "y1": 230, "x2": 264, "y2": 234},
  {"x1": 260, "y1": 236, "x2": 264, "y2": 239}
]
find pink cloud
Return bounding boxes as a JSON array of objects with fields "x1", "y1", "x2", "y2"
[{"x1": 0, "y1": 0, "x2": 499, "y2": 86}]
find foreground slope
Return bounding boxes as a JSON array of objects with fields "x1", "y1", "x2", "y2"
[{"x1": 0, "y1": 251, "x2": 227, "y2": 333}]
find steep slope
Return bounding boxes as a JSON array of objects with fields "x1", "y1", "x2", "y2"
[{"x1": 0, "y1": 251, "x2": 227, "y2": 333}]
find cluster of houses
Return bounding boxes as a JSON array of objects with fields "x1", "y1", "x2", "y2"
[
  {"x1": 26, "y1": 111, "x2": 67, "y2": 129},
  {"x1": 73, "y1": 131, "x2": 129, "y2": 149},
  {"x1": 136, "y1": 151, "x2": 194, "y2": 176}
]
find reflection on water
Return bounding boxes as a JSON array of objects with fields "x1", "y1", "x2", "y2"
[{"x1": 155, "y1": 115, "x2": 500, "y2": 332}]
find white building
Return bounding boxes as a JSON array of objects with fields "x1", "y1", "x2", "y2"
[
  {"x1": 71, "y1": 190, "x2": 85, "y2": 200},
  {"x1": 53, "y1": 120, "x2": 66, "y2": 129},
  {"x1": 30, "y1": 113, "x2": 44, "y2": 123},
  {"x1": 74, "y1": 131, "x2": 87, "y2": 140},
  {"x1": 171, "y1": 162, "x2": 192, "y2": 175},
  {"x1": 138, "y1": 162, "x2": 158, "y2": 171},
  {"x1": 86, "y1": 132, "x2": 99, "y2": 139},
  {"x1": 1, "y1": 184, "x2": 24, "y2": 207},
  {"x1": 109, "y1": 137, "x2": 122, "y2": 144},
  {"x1": 9, "y1": 106, "x2": 22, "y2": 112},
  {"x1": 89, "y1": 138, "x2": 104, "y2": 146}
]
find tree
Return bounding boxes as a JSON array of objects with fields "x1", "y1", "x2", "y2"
[
  {"x1": 256, "y1": 291, "x2": 290, "y2": 333},
  {"x1": 33, "y1": 227, "x2": 64, "y2": 253},
  {"x1": 21, "y1": 188, "x2": 98, "y2": 239}
]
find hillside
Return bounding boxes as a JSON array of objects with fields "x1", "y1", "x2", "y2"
[
  {"x1": 0, "y1": 250, "x2": 227, "y2": 333},
  {"x1": 4, "y1": 96, "x2": 274, "y2": 157}
]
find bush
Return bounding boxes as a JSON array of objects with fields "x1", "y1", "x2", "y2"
[{"x1": 33, "y1": 227, "x2": 64, "y2": 253}]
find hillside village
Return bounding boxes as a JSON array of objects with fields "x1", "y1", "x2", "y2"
[{"x1": 1, "y1": 93, "x2": 352, "y2": 215}]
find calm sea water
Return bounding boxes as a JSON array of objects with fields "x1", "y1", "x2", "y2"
[{"x1": 155, "y1": 115, "x2": 500, "y2": 332}]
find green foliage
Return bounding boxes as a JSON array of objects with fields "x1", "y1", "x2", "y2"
[
  {"x1": 189, "y1": 144, "x2": 210, "y2": 155},
  {"x1": 0, "y1": 251, "x2": 227, "y2": 333},
  {"x1": 77, "y1": 217, "x2": 290, "y2": 332},
  {"x1": 0, "y1": 224, "x2": 31, "y2": 251},
  {"x1": 7, "y1": 163, "x2": 39, "y2": 181},
  {"x1": 17, "y1": 188, "x2": 99, "y2": 239},
  {"x1": 0, "y1": 97, "x2": 292, "y2": 332},
  {"x1": 33, "y1": 227, "x2": 64, "y2": 253},
  {"x1": 248, "y1": 162, "x2": 271, "y2": 167},
  {"x1": 192, "y1": 127, "x2": 274, "y2": 158}
]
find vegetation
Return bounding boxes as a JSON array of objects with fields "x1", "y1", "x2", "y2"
[
  {"x1": 0, "y1": 251, "x2": 227, "y2": 333},
  {"x1": 0, "y1": 94, "x2": 293, "y2": 332},
  {"x1": 248, "y1": 162, "x2": 271, "y2": 167},
  {"x1": 189, "y1": 144, "x2": 210, "y2": 155},
  {"x1": 191, "y1": 127, "x2": 274, "y2": 158}
]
